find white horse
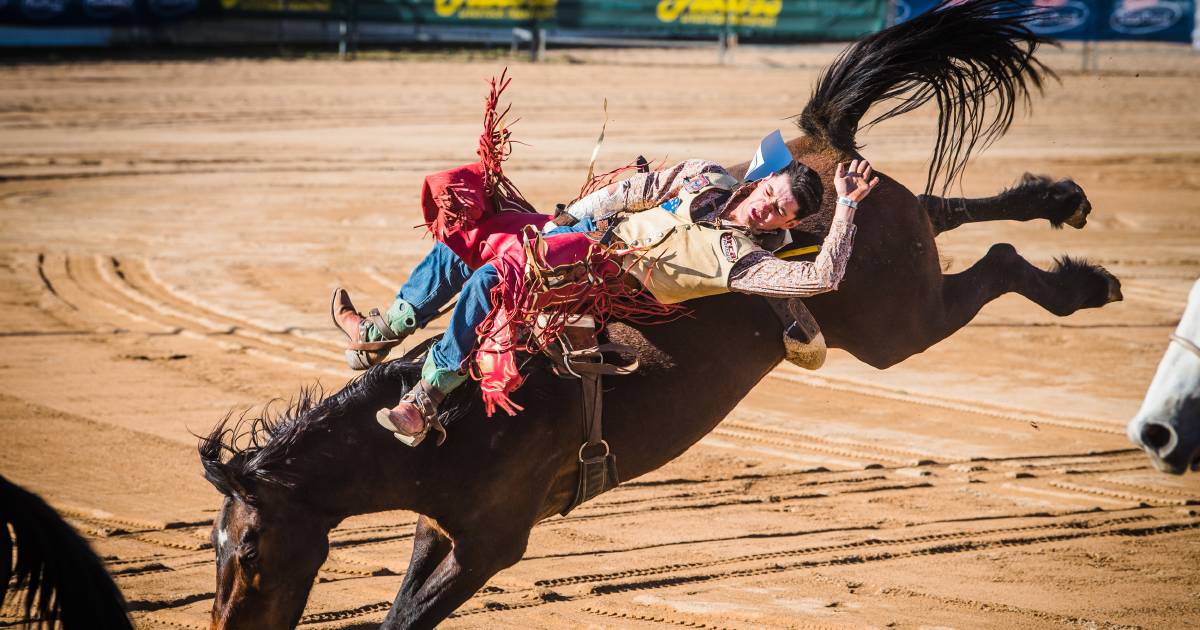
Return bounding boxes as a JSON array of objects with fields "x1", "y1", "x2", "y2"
[{"x1": 1128, "y1": 278, "x2": 1200, "y2": 474}]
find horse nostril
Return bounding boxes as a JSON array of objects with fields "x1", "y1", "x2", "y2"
[{"x1": 1140, "y1": 423, "x2": 1175, "y2": 452}]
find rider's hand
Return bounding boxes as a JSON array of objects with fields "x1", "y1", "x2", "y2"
[{"x1": 834, "y1": 159, "x2": 881, "y2": 205}]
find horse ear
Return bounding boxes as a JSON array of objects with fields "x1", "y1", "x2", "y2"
[{"x1": 201, "y1": 459, "x2": 255, "y2": 503}]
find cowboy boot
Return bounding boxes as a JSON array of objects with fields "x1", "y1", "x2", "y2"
[
  {"x1": 375, "y1": 379, "x2": 448, "y2": 447},
  {"x1": 330, "y1": 288, "x2": 416, "y2": 370}
]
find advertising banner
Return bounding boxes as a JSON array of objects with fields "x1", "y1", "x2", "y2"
[
  {"x1": 560, "y1": 0, "x2": 886, "y2": 39},
  {"x1": 0, "y1": 0, "x2": 211, "y2": 24},
  {"x1": 895, "y1": 0, "x2": 1195, "y2": 44}
]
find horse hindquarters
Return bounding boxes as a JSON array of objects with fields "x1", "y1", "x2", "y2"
[{"x1": 807, "y1": 183, "x2": 1120, "y2": 369}]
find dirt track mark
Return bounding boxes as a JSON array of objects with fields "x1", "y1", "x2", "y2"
[
  {"x1": 141, "y1": 259, "x2": 343, "y2": 349},
  {"x1": 576, "y1": 520, "x2": 1200, "y2": 595},
  {"x1": 581, "y1": 605, "x2": 753, "y2": 630},
  {"x1": 548, "y1": 478, "x2": 926, "y2": 525},
  {"x1": 769, "y1": 368, "x2": 1124, "y2": 435},
  {"x1": 1047, "y1": 479, "x2": 1198, "y2": 507},
  {"x1": 712, "y1": 426, "x2": 914, "y2": 468},
  {"x1": 530, "y1": 514, "x2": 1165, "y2": 590},
  {"x1": 722, "y1": 419, "x2": 944, "y2": 464},
  {"x1": 440, "y1": 519, "x2": 1200, "y2": 620},
  {"x1": 37, "y1": 253, "x2": 347, "y2": 378}
]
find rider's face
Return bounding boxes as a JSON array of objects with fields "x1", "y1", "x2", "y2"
[{"x1": 729, "y1": 173, "x2": 801, "y2": 232}]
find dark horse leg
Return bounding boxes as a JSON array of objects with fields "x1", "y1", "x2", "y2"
[
  {"x1": 929, "y1": 242, "x2": 1121, "y2": 345},
  {"x1": 380, "y1": 523, "x2": 532, "y2": 630},
  {"x1": 918, "y1": 174, "x2": 1091, "y2": 235},
  {"x1": 823, "y1": 242, "x2": 1123, "y2": 370},
  {"x1": 393, "y1": 516, "x2": 452, "y2": 603}
]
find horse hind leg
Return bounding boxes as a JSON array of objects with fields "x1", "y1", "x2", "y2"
[
  {"x1": 926, "y1": 243, "x2": 1122, "y2": 346},
  {"x1": 919, "y1": 174, "x2": 1091, "y2": 235}
]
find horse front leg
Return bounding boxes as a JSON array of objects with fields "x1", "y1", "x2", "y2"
[
  {"x1": 379, "y1": 525, "x2": 532, "y2": 630},
  {"x1": 918, "y1": 174, "x2": 1091, "y2": 235},
  {"x1": 389, "y1": 516, "x2": 452, "y2": 610}
]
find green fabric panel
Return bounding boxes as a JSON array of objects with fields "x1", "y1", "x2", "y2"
[
  {"x1": 363, "y1": 299, "x2": 417, "y2": 343},
  {"x1": 421, "y1": 352, "x2": 468, "y2": 394}
]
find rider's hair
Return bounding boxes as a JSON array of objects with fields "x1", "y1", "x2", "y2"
[{"x1": 783, "y1": 161, "x2": 824, "y2": 221}]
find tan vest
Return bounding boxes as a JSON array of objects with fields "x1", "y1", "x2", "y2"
[{"x1": 613, "y1": 172, "x2": 759, "y2": 305}]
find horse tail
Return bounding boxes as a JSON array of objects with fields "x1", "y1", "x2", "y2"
[
  {"x1": 798, "y1": 0, "x2": 1054, "y2": 194},
  {"x1": 0, "y1": 474, "x2": 133, "y2": 629}
]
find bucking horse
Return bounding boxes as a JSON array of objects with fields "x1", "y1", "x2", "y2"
[{"x1": 199, "y1": 2, "x2": 1123, "y2": 627}]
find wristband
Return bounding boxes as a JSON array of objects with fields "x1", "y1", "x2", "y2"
[{"x1": 836, "y1": 196, "x2": 859, "y2": 209}]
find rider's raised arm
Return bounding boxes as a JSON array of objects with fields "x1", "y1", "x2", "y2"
[
  {"x1": 726, "y1": 216, "x2": 857, "y2": 298},
  {"x1": 565, "y1": 159, "x2": 728, "y2": 221}
]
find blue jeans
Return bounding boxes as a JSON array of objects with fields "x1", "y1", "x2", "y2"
[{"x1": 398, "y1": 218, "x2": 596, "y2": 376}]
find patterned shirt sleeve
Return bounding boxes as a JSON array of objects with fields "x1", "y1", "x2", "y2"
[
  {"x1": 726, "y1": 218, "x2": 857, "y2": 298},
  {"x1": 566, "y1": 159, "x2": 729, "y2": 221}
]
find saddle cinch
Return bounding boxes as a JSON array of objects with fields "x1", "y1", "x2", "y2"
[
  {"x1": 531, "y1": 312, "x2": 638, "y2": 516},
  {"x1": 534, "y1": 298, "x2": 822, "y2": 516}
]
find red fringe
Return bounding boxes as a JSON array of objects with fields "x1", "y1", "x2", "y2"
[
  {"x1": 467, "y1": 228, "x2": 683, "y2": 416},
  {"x1": 478, "y1": 69, "x2": 536, "y2": 215}
]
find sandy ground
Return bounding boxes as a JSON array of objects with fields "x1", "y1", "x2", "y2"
[{"x1": 2, "y1": 42, "x2": 1199, "y2": 629}]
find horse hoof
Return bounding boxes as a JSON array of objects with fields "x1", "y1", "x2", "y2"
[
  {"x1": 1103, "y1": 268, "x2": 1124, "y2": 303},
  {"x1": 1064, "y1": 196, "x2": 1091, "y2": 229},
  {"x1": 1055, "y1": 179, "x2": 1091, "y2": 229}
]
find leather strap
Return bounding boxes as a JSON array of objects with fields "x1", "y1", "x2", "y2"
[
  {"x1": 581, "y1": 372, "x2": 603, "y2": 448},
  {"x1": 366, "y1": 308, "x2": 400, "y2": 340},
  {"x1": 1171, "y1": 333, "x2": 1200, "y2": 360}
]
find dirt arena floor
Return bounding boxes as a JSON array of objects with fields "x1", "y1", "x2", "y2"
[{"x1": 2, "y1": 42, "x2": 1199, "y2": 629}]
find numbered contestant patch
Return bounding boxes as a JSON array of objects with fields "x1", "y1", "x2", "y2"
[{"x1": 720, "y1": 232, "x2": 740, "y2": 262}]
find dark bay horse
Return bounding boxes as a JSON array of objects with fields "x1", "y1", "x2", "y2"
[
  {"x1": 0, "y1": 474, "x2": 133, "y2": 629},
  {"x1": 199, "y1": 2, "x2": 1122, "y2": 627}
]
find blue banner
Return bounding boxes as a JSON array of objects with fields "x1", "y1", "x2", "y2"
[{"x1": 896, "y1": 0, "x2": 1195, "y2": 44}]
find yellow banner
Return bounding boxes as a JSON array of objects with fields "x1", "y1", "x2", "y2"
[
  {"x1": 434, "y1": 0, "x2": 556, "y2": 21},
  {"x1": 656, "y1": 0, "x2": 782, "y2": 28}
]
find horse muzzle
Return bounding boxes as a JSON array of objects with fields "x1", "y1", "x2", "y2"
[{"x1": 1128, "y1": 418, "x2": 1200, "y2": 475}]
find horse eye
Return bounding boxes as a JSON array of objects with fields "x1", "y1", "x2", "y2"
[{"x1": 239, "y1": 544, "x2": 259, "y2": 565}]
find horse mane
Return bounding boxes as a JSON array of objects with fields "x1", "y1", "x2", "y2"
[
  {"x1": 198, "y1": 361, "x2": 424, "y2": 495},
  {"x1": 0, "y1": 475, "x2": 133, "y2": 629},
  {"x1": 798, "y1": 0, "x2": 1054, "y2": 195}
]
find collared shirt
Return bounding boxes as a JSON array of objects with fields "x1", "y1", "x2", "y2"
[{"x1": 565, "y1": 159, "x2": 857, "y2": 298}]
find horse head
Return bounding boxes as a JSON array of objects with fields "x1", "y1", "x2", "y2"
[
  {"x1": 198, "y1": 394, "x2": 344, "y2": 629},
  {"x1": 1127, "y1": 277, "x2": 1200, "y2": 474}
]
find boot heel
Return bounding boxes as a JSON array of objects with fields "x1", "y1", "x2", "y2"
[
  {"x1": 346, "y1": 349, "x2": 387, "y2": 371},
  {"x1": 375, "y1": 408, "x2": 427, "y2": 447}
]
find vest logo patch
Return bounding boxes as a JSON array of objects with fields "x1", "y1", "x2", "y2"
[
  {"x1": 684, "y1": 175, "x2": 708, "y2": 193},
  {"x1": 720, "y1": 232, "x2": 739, "y2": 262},
  {"x1": 661, "y1": 197, "x2": 682, "y2": 214}
]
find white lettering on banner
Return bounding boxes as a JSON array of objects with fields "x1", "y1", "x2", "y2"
[
  {"x1": 1027, "y1": 0, "x2": 1091, "y2": 34},
  {"x1": 656, "y1": 0, "x2": 783, "y2": 28},
  {"x1": 149, "y1": 0, "x2": 199, "y2": 17},
  {"x1": 21, "y1": 0, "x2": 68, "y2": 20},
  {"x1": 1110, "y1": 0, "x2": 1186, "y2": 35},
  {"x1": 84, "y1": 0, "x2": 135, "y2": 18},
  {"x1": 434, "y1": 0, "x2": 556, "y2": 20}
]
